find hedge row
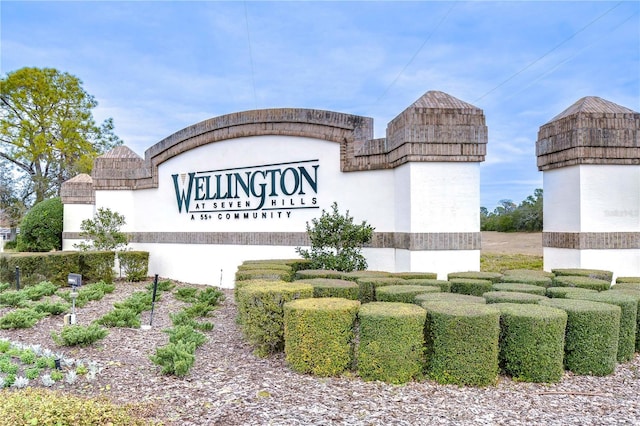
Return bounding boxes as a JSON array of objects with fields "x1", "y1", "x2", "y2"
[
  {"x1": 610, "y1": 288, "x2": 640, "y2": 351},
  {"x1": 295, "y1": 278, "x2": 359, "y2": 300},
  {"x1": 483, "y1": 291, "x2": 548, "y2": 305},
  {"x1": 551, "y1": 275, "x2": 611, "y2": 292},
  {"x1": 492, "y1": 283, "x2": 546, "y2": 296},
  {"x1": 552, "y1": 268, "x2": 613, "y2": 282},
  {"x1": 375, "y1": 285, "x2": 440, "y2": 304}
]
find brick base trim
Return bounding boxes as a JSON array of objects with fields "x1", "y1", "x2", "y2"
[
  {"x1": 543, "y1": 232, "x2": 640, "y2": 249},
  {"x1": 63, "y1": 231, "x2": 481, "y2": 251}
]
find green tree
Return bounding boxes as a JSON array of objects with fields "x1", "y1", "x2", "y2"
[
  {"x1": 74, "y1": 208, "x2": 128, "y2": 251},
  {"x1": 296, "y1": 202, "x2": 375, "y2": 272},
  {"x1": 0, "y1": 161, "x2": 27, "y2": 237},
  {"x1": 0, "y1": 67, "x2": 121, "y2": 204},
  {"x1": 481, "y1": 189, "x2": 543, "y2": 232},
  {"x1": 15, "y1": 197, "x2": 63, "y2": 252}
]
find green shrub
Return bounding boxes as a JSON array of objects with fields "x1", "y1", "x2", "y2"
[
  {"x1": 57, "y1": 280, "x2": 114, "y2": 307},
  {"x1": 16, "y1": 197, "x2": 63, "y2": 252},
  {"x1": 145, "y1": 279, "x2": 175, "y2": 293},
  {"x1": 483, "y1": 291, "x2": 548, "y2": 305},
  {"x1": 390, "y1": 272, "x2": 438, "y2": 280},
  {"x1": 243, "y1": 258, "x2": 311, "y2": 272},
  {"x1": 0, "y1": 308, "x2": 47, "y2": 329},
  {"x1": 169, "y1": 311, "x2": 213, "y2": 331},
  {"x1": 284, "y1": 298, "x2": 359, "y2": 376},
  {"x1": 0, "y1": 290, "x2": 27, "y2": 307},
  {"x1": 3, "y1": 253, "x2": 51, "y2": 287},
  {"x1": 503, "y1": 269, "x2": 554, "y2": 279},
  {"x1": 375, "y1": 285, "x2": 440, "y2": 304},
  {"x1": 117, "y1": 251, "x2": 149, "y2": 282},
  {"x1": 0, "y1": 282, "x2": 9, "y2": 293},
  {"x1": 565, "y1": 291, "x2": 637, "y2": 362},
  {"x1": 613, "y1": 283, "x2": 640, "y2": 291},
  {"x1": 32, "y1": 301, "x2": 70, "y2": 315},
  {"x1": 51, "y1": 324, "x2": 109, "y2": 346},
  {"x1": 235, "y1": 269, "x2": 293, "y2": 282},
  {"x1": 294, "y1": 269, "x2": 344, "y2": 280},
  {"x1": 545, "y1": 287, "x2": 597, "y2": 299},
  {"x1": 355, "y1": 277, "x2": 404, "y2": 303},
  {"x1": 449, "y1": 278, "x2": 493, "y2": 297},
  {"x1": 358, "y1": 302, "x2": 426, "y2": 384},
  {"x1": 616, "y1": 277, "x2": 640, "y2": 284},
  {"x1": 196, "y1": 287, "x2": 224, "y2": 306},
  {"x1": 182, "y1": 302, "x2": 215, "y2": 318},
  {"x1": 608, "y1": 288, "x2": 640, "y2": 351},
  {"x1": 39, "y1": 252, "x2": 80, "y2": 286},
  {"x1": 236, "y1": 281, "x2": 313, "y2": 357},
  {"x1": 551, "y1": 276, "x2": 611, "y2": 292},
  {"x1": 149, "y1": 341, "x2": 196, "y2": 377},
  {"x1": 423, "y1": 302, "x2": 500, "y2": 386},
  {"x1": 539, "y1": 298, "x2": 620, "y2": 376},
  {"x1": 114, "y1": 291, "x2": 154, "y2": 313},
  {"x1": 496, "y1": 303, "x2": 567, "y2": 383},
  {"x1": 491, "y1": 283, "x2": 546, "y2": 296},
  {"x1": 340, "y1": 270, "x2": 392, "y2": 281},
  {"x1": 552, "y1": 268, "x2": 613, "y2": 282},
  {"x1": 96, "y1": 308, "x2": 141, "y2": 328},
  {"x1": 399, "y1": 279, "x2": 451, "y2": 292},
  {"x1": 79, "y1": 251, "x2": 116, "y2": 283},
  {"x1": 237, "y1": 263, "x2": 293, "y2": 272},
  {"x1": 165, "y1": 325, "x2": 207, "y2": 348},
  {"x1": 500, "y1": 274, "x2": 552, "y2": 288},
  {"x1": 23, "y1": 281, "x2": 58, "y2": 300},
  {"x1": 448, "y1": 271, "x2": 503, "y2": 283},
  {"x1": 416, "y1": 292, "x2": 486, "y2": 305},
  {"x1": 296, "y1": 278, "x2": 359, "y2": 300},
  {"x1": 174, "y1": 286, "x2": 199, "y2": 303}
]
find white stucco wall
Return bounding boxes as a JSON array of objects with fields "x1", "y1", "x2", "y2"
[{"x1": 543, "y1": 166, "x2": 581, "y2": 232}]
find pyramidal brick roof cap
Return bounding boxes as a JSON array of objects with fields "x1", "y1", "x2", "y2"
[
  {"x1": 64, "y1": 173, "x2": 92, "y2": 183},
  {"x1": 100, "y1": 145, "x2": 143, "y2": 159},
  {"x1": 548, "y1": 96, "x2": 638, "y2": 123},
  {"x1": 410, "y1": 90, "x2": 482, "y2": 111}
]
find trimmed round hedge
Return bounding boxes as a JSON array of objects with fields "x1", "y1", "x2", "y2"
[
  {"x1": 358, "y1": 302, "x2": 426, "y2": 384},
  {"x1": 483, "y1": 291, "x2": 548, "y2": 305},
  {"x1": 236, "y1": 263, "x2": 293, "y2": 272},
  {"x1": 616, "y1": 277, "x2": 640, "y2": 284},
  {"x1": 503, "y1": 269, "x2": 555, "y2": 279},
  {"x1": 391, "y1": 272, "x2": 438, "y2": 280},
  {"x1": 235, "y1": 269, "x2": 293, "y2": 282},
  {"x1": 243, "y1": 258, "x2": 312, "y2": 272},
  {"x1": 284, "y1": 297, "x2": 360, "y2": 376},
  {"x1": 295, "y1": 269, "x2": 344, "y2": 280},
  {"x1": 613, "y1": 283, "x2": 640, "y2": 291},
  {"x1": 448, "y1": 271, "x2": 504, "y2": 283},
  {"x1": 401, "y1": 279, "x2": 451, "y2": 292},
  {"x1": 423, "y1": 302, "x2": 500, "y2": 386},
  {"x1": 340, "y1": 270, "x2": 392, "y2": 281},
  {"x1": 356, "y1": 277, "x2": 405, "y2": 303},
  {"x1": 565, "y1": 291, "x2": 638, "y2": 362},
  {"x1": 552, "y1": 268, "x2": 613, "y2": 282},
  {"x1": 545, "y1": 287, "x2": 597, "y2": 299},
  {"x1": 500, "y1": 275, "x2": 552, "y2": 288},
  {"x1": 551, "y1": 276, "x2": 611, "y2": 292},
  {"x1": 235, "y1": 281, "x2": 314, "y2": 357},
  {"x1": 449, "y1": 278, "x2": 493, "y2": 297},
  {"x1": 295, "y1": 278, "x2": 359, "y2": 300},
  {"x1": 375, "y1": 285, "x2": 440, "y2": 304},
  {"x1": 539, "y1": 298, "x2": 620, "y2": 376},
  {"x1": 496, "y1": 303, "x2": 567, "y2": 383},
  {"x1": 608, "y1": 288, "x2": 640, "y2": 351},
  {"x1": 416, "y1": 292, "x2": 486, "y2": 305},
  {"x1": 492, "y1": 283, "x2": 547, "y2": 296}
]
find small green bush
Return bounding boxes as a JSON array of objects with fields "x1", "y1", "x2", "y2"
[
  {"x1": 616, "y1": 277, "x2": 640, "y2": 284},
  {"x1": 358, "y1": 302, "x2": 426, "y2": 384},
  {"x1": 552, "y1": 268, "x2": 613, "y2": 282},
  {"x1": 400, "y1": 279, "x2": 451, "y2": 292},
  {"x1": 565, "y1": 291, "x2": 637, "y2": 362},
  {"x1": 390, "y1": 272, "x2": 438, "y2": 280},
  {"x1": 96, "y1": 308, "x2": 141, "y2": 328},
  {"x1": 355, "y1": 277, "x2": 404, "y2": 303},
  {"x1": 416, "y1": 292, "x2": 486, "y2": 305},
  {"x1": 539, "y1": 298, "x2": 620, "y2": 376},
  {"x1": 114, "y1": 291, "x2": 154, "y2": 313},
  {"x1": 448, "y1": 271, "x2": 503, "y2": 283},
  {"x1": 449, "y1": 278, "x2": 493, "y2": 297},
  {"x1": 496, "y1": 303, "x2": 567, "y2": 383},
  {"x1": 545, "y1": 287, "x2": 597, "y2": 299},
  {"x1": 423, "y1": 302, "x2": 500, "y2": 386},
  {"x1": 284, "y1": 297, "x2": 359, "y2": 376},
  {"x1": 500, "y1": 274, "x2": 552, "y2": 288},
  {"x1": 502, "y1": 269, "x2": 555, "y2": 279},
  {"x1": 32, "y1": 301, "x2": 70, "y2": 315},
  {"x1": 0, "y1": 308, "x2": 47, "y2": 329},
  {"x1": 23, "y1": 281, "x2": 58, "y2": 300},
  {"x1": 0, "y1": 282, "x2": 9, "y2": 293},
  {"x1": 174, "y1": 286, "x2": 199, "y2": 303},
  {"x1": 117, "y1": 251, "x2": 149, "y2": 282},
  {"x1": 608, "y1": 288, "x2": 640, "y2": 351},
  {"x1": 235, "y1": 269, "x2": 293, "y2": 282},
  {"x1": 16, "y1": 197, "x2": 63, "y2": 252},
  {"x1": 149, "y1": 341, "x2": 196, "y2": 377},
  {"x1": 169, "y1": 311, "x2": 213, "y2": 331},
  {"x1": 491, "y1": 283, "x2": 546, "y2": 296},
  {"x1": 146, "y1": 279, "x2": 175, "y2": 293},
  {"x1": 340, "y1": 270, "x2": 392, "y2": 282},
  {"x1": 237, "y1": 263, "x2": 293, "y2": 272},
  {"x1": 294, "y1": 269, "x2": 344, "y2": 280},
  {"x1": 296, "y1": 278, "x2": 359, "y2": 300},
  {"x1": 613, "y1": 283, "x2": 640, "y2": 291},
  {"x1": 196, "y1": 287, "x2": 224, "y2": 306},
  {"x1": 182, "y1": 302, "x2": 215, "y2": 318},
  {"x1": 551, "y1": 276, "x2": 611, "y2": 292},
  {"x1": 165, "y1": 325, "x2": 207, "y2": 349},
  {"x1": 0, "y1": 290, "x2": 27, "y2": 307},
  {"x1": 80, "y1": 251, "x2": 116, "y2": 284},
  {"x1": 375, "y1": 285, "x2": 440, "y2": 304},
  {"x1": 243, "y1": 258, "x2": 311, "y2": 272},
  {"x1": 236, "y1": 281, "x2": 313, "y2": 357},
  {"x1": 483, "y1": 291, "x2": 548, "y2": 305},
  {"x1": 51, "y1": 324, "x2": 109, "y2": 346}
]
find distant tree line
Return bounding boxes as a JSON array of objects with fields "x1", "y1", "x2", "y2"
[{"x1": 481, "y1": 188, "x2": 543, "y2": 232}]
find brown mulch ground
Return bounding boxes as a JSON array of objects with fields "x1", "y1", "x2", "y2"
[{"x1": 1, "y1": 234, "x2": 639, "y2": 425}]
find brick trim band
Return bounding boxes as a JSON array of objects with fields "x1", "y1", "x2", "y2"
[
  {"x1": 63, "y1": 231, "x2": 481, "y2": 251},
  {"x1": 543, "y1": 232, "x2": 640, "y2": 249}
]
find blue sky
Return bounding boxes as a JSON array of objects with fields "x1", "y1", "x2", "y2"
[{"x1": 2, "y1": 1, "x2": 638, "y2": 209}]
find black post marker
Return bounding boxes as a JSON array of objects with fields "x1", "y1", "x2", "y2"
[
  {"x1": 15, "y1": 266, "x2": 20, "y2": 290},
  {"x1": 149, "y1": 274, "x2": 159, "y2": 326}
]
